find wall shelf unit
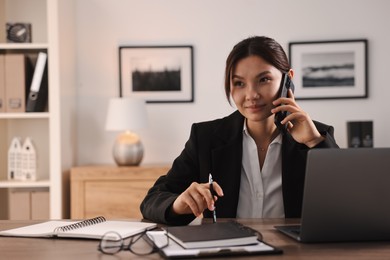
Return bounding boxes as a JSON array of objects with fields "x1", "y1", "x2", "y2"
[{"x1": 0, "y1": 0, "x2": 76, "y2": 220}]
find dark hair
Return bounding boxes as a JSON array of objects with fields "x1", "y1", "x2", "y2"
[{"x1": 224, "y1": 36, "x2": 290, "y2": 103}]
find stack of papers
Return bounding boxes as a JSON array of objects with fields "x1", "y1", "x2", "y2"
[
  {"x1": 146, "y1": 230, "x2": 282, "y2": 258},
  {"x1": 146, "y1": 221, "x2": 282, "y2": 258}
]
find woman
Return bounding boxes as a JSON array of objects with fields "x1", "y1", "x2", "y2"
[{"x1": 140, "y1": 36, "x2": 339, "y2": 225}]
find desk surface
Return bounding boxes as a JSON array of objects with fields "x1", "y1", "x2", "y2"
[{"x1": 0, "y1": 218, "x2": 389, "y2": 260}]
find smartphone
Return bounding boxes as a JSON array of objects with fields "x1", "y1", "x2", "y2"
[{"x1": 274, "y1": 73, "x2": 295, "y2": 132}]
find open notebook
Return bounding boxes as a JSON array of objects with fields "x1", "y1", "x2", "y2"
[{"x1": 0, "y1": 216, "x2": 156, "y2": 240}]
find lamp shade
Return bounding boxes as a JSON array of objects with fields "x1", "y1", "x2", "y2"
[{"x1": 105, "y1": 97, "x2": 147, "y2": 131}]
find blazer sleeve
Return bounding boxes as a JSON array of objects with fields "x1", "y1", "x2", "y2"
[
  {"x1": 140, "y1": 124, "x2": 201, "y2": 225},
  {"x1": 312, "y1": 121, "x2": 339, "y2": 149}
]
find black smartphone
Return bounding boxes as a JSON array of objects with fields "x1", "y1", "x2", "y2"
[{"x1": 274, "y1": 73, "x2": 295, "y2": 132}]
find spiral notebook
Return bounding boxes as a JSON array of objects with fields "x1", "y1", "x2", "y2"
[{"x1": 0, "y1": 216, "x2": 156, "y2": 240}]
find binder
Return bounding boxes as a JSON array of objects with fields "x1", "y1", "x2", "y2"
[
  {"x1": 26, "y1": 52, "x2": 48, "y2": 112},
  {"x1": 347, "y1": 121, "x2": 373, "y2": 148},
  {"x1": 0, "y1": 54, "x2": 5, "y2": 112},
  {"x1": 4, "y1": 54, "x2": 31, "y2": 113},
  {"x1": 0, "y1": 0, "x2": 5, "y2": 43}
]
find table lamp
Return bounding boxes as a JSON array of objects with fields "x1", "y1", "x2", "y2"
[{"x1": 105, "y1": 97, "x2": 147, "y2": 166}]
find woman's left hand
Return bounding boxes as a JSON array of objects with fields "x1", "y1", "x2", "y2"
[{"x1": 272, "y1": 89, "x2": 325, "y2": 148}]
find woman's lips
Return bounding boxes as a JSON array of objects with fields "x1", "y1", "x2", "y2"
[
  {"x1": 245, "y1": 103, "x2": 266, "y2": 112},
  {"x1": 245, "y1": 103, "x2": 265, "y2": 108}
]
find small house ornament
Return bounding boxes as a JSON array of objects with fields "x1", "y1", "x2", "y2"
[
  {"x1": 8, "y1": 137, "x2": 23, "y2": 180},
  {"x1": 20, "y1": 137, "x2": 37, "y2": 181}
]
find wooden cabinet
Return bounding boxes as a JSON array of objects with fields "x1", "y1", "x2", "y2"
[{"x1": 70, "y1": 165, "x2": 170, "y2": 219}]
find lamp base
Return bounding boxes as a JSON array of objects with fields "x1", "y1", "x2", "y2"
[{"x1": 112, "y1": 132, "x2": 144, "y2": 166}]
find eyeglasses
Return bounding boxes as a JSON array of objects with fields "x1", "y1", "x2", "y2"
[{"x1": 98, "y1": 230, "x2": 169, "y2": 256}]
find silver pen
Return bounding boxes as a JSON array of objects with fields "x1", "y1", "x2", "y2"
[{"x1": 209, "y1": 173, "x2": 217, "y2": 223}]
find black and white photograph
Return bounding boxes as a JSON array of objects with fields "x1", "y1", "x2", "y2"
[
  {"x1": 289, "y1": 40, "x2": 367, "y2": 99},
  {"x1": 119, "y1": 46, "x2": 194, "y2": 103}
]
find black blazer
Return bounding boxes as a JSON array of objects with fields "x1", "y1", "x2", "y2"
[{"x1": 140, "y1": 111, "x2": 339, "y2": 225}]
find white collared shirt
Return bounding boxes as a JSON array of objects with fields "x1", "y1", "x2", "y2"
[{"x1": 236, "y1": 121, "x2": 285, "y2": 218}]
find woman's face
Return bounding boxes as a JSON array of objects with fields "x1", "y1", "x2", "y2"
[{"x1": 230, "y1": 55, "x2": 283, "y2": 124}]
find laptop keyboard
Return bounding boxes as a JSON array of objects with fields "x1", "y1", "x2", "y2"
[
  {"x1": 282, "y1": 225, "x2": 301, "y2": 235},
  {"x1": 290, "y1": 227, "x2": 301, "y2": 235}
]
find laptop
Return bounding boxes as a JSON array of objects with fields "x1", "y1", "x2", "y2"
[{"x1": 275, "y1": 148, "x2": 390, "y2": 243}]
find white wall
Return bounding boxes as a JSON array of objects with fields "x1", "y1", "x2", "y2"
[{"x1": 75, "y1": 0, "x2": 390, "y2": 165}]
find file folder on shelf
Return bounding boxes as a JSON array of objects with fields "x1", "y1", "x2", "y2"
[
  {"x1": 0, "y1": 0, "x2": 5, "y2": 43},
  {"x1": 0, "y1": 54, "x2": 5, "y2": 112},
  {"x1": 4, "y1": 54, "x2": 33, "y2": 113},
  {"x1": 26, "y1": 52, "x2": 48, "y2": 112}
]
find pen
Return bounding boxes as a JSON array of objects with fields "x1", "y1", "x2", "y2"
[{"x1": 208, "y1": 173, "x2": 217, "y2": 223}]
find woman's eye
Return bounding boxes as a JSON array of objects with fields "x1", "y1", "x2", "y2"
[
  {"x1": 233, "y1": 81, "x2": 245, "y2": 87},
  {"x1": 259, "y1": 77, "x2": 271, "y2": 83}
]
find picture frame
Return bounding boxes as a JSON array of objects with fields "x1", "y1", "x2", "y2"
[
  {"x1": 119, "y1": 45, "x2": 194, "y2": 103},
  {"x1": 289, "y1": 39, "x2": 368, "y2": 100}
]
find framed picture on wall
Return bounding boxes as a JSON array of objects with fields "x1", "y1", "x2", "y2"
[
  {"x1": 289, "y1": 39, "x2": 368, "y2": 100},
  {"x1": 119, "y1": 45, "x2": 194, "y2": 103}
]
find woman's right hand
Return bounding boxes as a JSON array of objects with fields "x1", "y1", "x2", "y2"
[{"x1": 171, "y1": 181, "x2": 224, "y2": 217}]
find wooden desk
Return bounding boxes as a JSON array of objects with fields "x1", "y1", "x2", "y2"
[
  {"x1": 70, "y1": 165, "x2": 170, "y2": 219},
  {"x1": 1, "y1": 219, "x2": 389, "y2": 260}
]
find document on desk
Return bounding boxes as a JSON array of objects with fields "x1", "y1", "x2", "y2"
[
  {"x1": 146, "y1": 231, "x2": 282, "y2": 258},
  {"x1": 0, "y1": 216, "x2": 156, "y2": 240}
]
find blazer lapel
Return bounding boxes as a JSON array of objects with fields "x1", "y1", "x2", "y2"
[{"x1": 210, "y1": 111, "x2": 244, "y2": 217}]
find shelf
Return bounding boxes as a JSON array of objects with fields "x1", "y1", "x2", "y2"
[
  {"x1": 0, "y1": 43, "x2": 49, "y2": 50},
  {"x1": 0, "y1": 179, "x2": 50, "y2": 188},
  {"x1": 0, "y1": 112, "x2": 49, "y2": 119}
]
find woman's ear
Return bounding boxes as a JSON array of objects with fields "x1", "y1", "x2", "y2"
[{"x1": 288, "y1": 69, "x2": 294, "y2": 79}]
